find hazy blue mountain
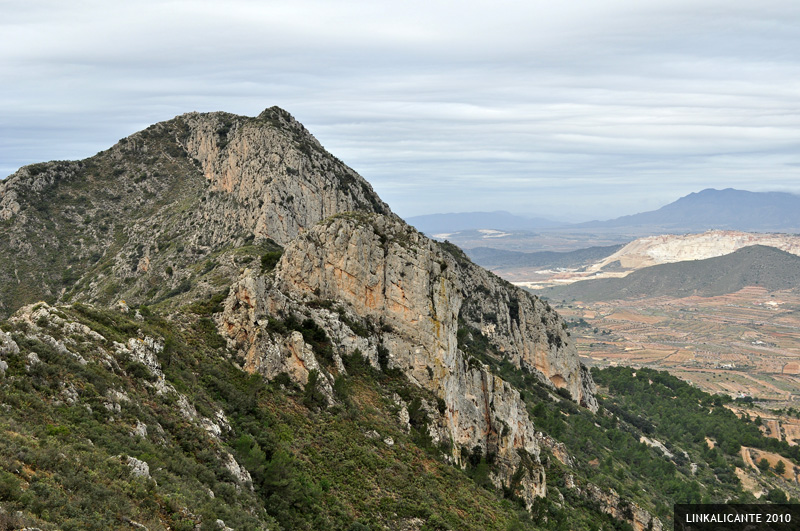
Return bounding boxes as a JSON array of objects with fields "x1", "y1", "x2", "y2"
[
  {"x1": 408, "y1": 189, "x2": 800, "y2": 242},
  {"x1": 575, "y1": 188, "x2": 800, "y2": 233},
  {"x1": 405, "y1": 210, "x2": 566, "y2": 234}
]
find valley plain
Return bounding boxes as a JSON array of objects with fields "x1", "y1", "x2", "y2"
[
  {"x1": 461, "y1": 229, "x2": 800, "y2": 408},
  {"x1": 548, "y1": 286, "x2": 800, "y2": 404},
  {"x1": 539, "y1": 262, "x2": 800, "y2": 496}
]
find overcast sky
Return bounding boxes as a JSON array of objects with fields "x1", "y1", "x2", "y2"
[{"x1": 2, "y1": 0, "x2": 799, "y2": 221}]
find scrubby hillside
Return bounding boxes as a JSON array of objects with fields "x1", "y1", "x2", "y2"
[{"x1": 3, "y1": 298, "x2": 787, "y2": 530}]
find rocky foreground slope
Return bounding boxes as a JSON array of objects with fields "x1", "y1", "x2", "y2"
[{"x1": 0, "y1": 107, "x2": 611, "y2": 520}]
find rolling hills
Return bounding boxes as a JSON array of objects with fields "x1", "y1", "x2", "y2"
[{"x1": 540, "y1": 245, "x2": 800, "y2": 302}]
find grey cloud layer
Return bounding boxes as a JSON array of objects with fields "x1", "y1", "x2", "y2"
[{"x1": 2, "y1": 0, "x2": 799, "y2": 220}]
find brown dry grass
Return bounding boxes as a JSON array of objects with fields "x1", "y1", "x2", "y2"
[
  {"x1": 742, "y1": 447, "x2": 799, "y2": 482},
  {"x1": 782, "y1": 421, "x2": 800, "y2": 447},
  {"x1": 735, "y1": 467, "x2": 763, "y2": 497}
]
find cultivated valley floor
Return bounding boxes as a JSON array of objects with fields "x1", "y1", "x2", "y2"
[{"x1": 552, "y1": 286, "x2": 800, "y2": 405}]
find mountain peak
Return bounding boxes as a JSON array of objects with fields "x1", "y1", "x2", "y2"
[
  {"x1": 257, "y1": 105, "x2": 295, "y2": 121},
  {"x1": 0, "y1": 107, "x2": 604, "y2": 519},
  {"x1": 0, "y1": 107, "x2": 391, "y2": 315},
  {"x1": 577, "y1": 188, "x2": 800, "y2": 233}
]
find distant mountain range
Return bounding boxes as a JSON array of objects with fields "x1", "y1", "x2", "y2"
[
  {"x1": 407, "y1": 189, "x2": 800, "y2": 239},
  {"x1": 405, "y1": 210, "x2": 566, "y2": 234},
  {"x1": 538, "y1": 245, "x2": 800, "y2": 302},
  {"x1": 575, "y1": 188, "x2": 800, "y2": 233}
]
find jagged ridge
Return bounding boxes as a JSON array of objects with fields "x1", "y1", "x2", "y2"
[{"x1": 0, "y1": 107, "x2": 389, "y2": 316}]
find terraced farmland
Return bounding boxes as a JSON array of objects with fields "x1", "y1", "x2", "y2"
[{"x1": 552, "y1": 286, "x2": 800, "y2": 403}]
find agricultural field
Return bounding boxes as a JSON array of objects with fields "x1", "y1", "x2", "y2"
[{"x1": 550, "y1": 286, "x2": 800, "y2": 404}]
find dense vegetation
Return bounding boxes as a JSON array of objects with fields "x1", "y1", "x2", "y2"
[
  {"x1": 0, "y1": 302, "x2": 546, "y2": 530},
  {"x1": 1, "y1": 299, "x2": 797, "y2": 529},
  {"x1": 595, "y1": 367, "x2": 800, "y2": 463},
  {"x1": 457, "y1": 321, "x2": 800, "y2": 529}
]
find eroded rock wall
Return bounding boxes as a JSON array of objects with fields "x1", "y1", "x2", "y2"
[
  {"x1": 217, "y1": 213, "x2": 599, "y2": 506},
  {"x1": 456, "y1": 255, "x2": 598, "y2": 411},
  {"x1": 181, "y1": 107, "x2": 392, "y2": 247},
  {"x1": 274, "y1": 214, "x2": 595, "y2": 409}
]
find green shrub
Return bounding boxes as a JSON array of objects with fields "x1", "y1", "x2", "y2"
[
  {"x1": 196, "y1": 318, "x2": 226, "y2": 349},
  {"x1": 303, "y1": 369, "x2": 327, "y2": 410},
  {"x1": 767, "y1": 488, "x2": 788, "y2": 503},
  {"x1": 125, "y1": 361, "x2": 155, "y2": 382},
  {"x1": 0, "y1": 470, "x2": 21, "y2": 501},
  {"x1": 260, "y1": 251, "x2": 282, "y2": 273}
]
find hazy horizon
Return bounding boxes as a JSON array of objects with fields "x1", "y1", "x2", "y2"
[{"x1": 3, "y1": 1, "x2": 800, "y2": 221}]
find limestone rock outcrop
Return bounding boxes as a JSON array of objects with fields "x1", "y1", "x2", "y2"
[
  {"x1": 276, "y1": 213, "x2": 596, "y2": 412},
  {"x1": 579, "y1": 484, "x2": 663, "y2": 531},
  {"x1": 218, "y1": 213, "x2": 598, "y2": 507},
  {"x1": 180, "y1": 107, "x2": 392, "y2": 247}
]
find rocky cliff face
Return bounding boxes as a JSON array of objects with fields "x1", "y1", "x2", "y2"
[
  {"x1": 275, "y1": 213, "x2": 595, "y2": 411},
  {"x1": 1, "y1": 106, "x2": 597, "y2": 510},
  {"x1": 181, "y1": 108, "x2": 391, "y2": 246},
  {"x1": 217, "y1": 212, "x2": 597, "y2": 507}
]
